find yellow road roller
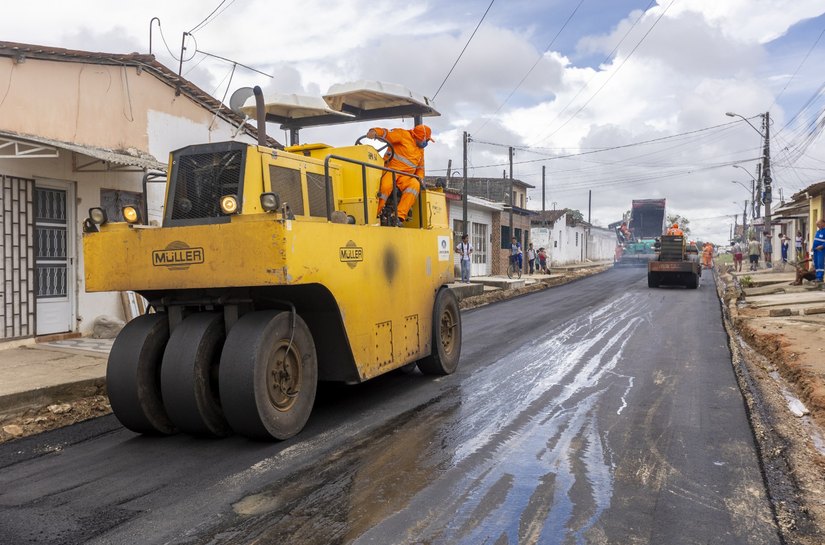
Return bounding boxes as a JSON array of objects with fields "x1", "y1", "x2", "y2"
[{"x1": 82, "y1": 84, "x2": 461, "y2": 440}]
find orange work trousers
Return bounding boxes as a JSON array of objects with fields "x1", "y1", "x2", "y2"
[{"x1": 376, "y1": 172, "x2": 420, "y2": 221}]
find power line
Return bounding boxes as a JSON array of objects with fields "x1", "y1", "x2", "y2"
[
  {"x1": 189, "y1": 0, "x2": 229, "y2": 33},
  {"x1": 432, "y1": 0, "x2": 495, "y2": 101},
  {"x1": 769, "y1": 26, "x2": 825, "y2": 111},
  {"x1": 522, "y1": 0, "x2": 655, "y2": 144},
  {"x1": 474, "y1": 0, "x2": 585, "y2": 136},
  {"x1": 457, "y1": 118, "x2": 741, "y2": 169},
  {"x1": 537, "y1": 0, "x2": 676, "y2": 143}
]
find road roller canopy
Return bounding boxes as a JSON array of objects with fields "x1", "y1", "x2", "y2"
[{"x1": 238, "y1": 80, "x2": 439, "y2": 132}]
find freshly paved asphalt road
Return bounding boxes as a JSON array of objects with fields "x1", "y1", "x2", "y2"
[{"x1": 0, "y1": 268, "x2": 779, "y2": 544}]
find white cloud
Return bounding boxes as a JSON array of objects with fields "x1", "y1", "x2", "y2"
[{"x1": 1, "y1": 0, "x2": 824, "y2": 242}]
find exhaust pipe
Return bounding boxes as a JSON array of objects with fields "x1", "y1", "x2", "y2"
[{"x1": 253, "y1": 86, "x2": 267, "y2": 146}]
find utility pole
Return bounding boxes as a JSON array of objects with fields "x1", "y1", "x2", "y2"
[
  {"x1": 508, "y1": 146, "x2": 514, "y2": 239},
  {"x1": 762, "y1": 112, "x2": 772, "y2": 245},
  {"x1": 462, "y1": 132, "x2": 468, "y2": 237},
  {"x1": 755, "y1": 163, "x2": 762, "y2": 218},
  {"x1": 587, "y1": 189, "x2": 592, "y2": 261},
  {"x1": 541, "y1": 165, "x2": 546, "y2": 213},
  {"x1": 446, "y1": 159, "x2": 452, "y2": 184},
  {"x1": 743, "y1": 200, "x2": 748, "y2": 239}
]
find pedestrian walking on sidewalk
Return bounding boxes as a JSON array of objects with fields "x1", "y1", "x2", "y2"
[
  {"x1": 456, "y1": 234, "x2": 473, "y2": 283},
  {"x1": 780, "y1": 233, "x2": 789, "y2": 266},
  {"x1": 762, "y1": 232, "x2": 773, "y2": 268},
  {"x1": 526, "y1": 243, "x2": 536, "y2": 274},
  {"x1": 796, "y1": 231, "x2": 804, "y2": 261},
  {"x1": 537, "y1": 247, "x2": 548, "y2": 273},
  {"x1": 814, "y1": 218, "x2": 825, "y2": 283},
  {"x1": 510, "y1": 237, "x2": 523, "y2": 271},
  {"x1": 732, "y1": 240, "x2": 743, "y2": 272},
  {"x1": 748, "y1": 237, "x2": 760, "y2": 271}
]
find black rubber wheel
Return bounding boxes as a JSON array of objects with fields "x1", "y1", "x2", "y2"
[
  {"x1": 219, "y1": 311, "x2": 318, "y2": 440},
  {"x1": 107, "y1": 313, "x2": 175, "y2": 435},
  {"x1": 161, "y1": 312, "x2": 231, "y2": 437},
  {"x1": 418, "y1": 289, "x2": 462, "y2": 375},
  {"x1": 647, "y1": 273, "x2": 658, "y2": 288},
  {"x1": 687, "y1": 274, "x2": 699, "y2": 289}
]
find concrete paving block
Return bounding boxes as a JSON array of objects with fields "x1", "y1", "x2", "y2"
[
  {"x1": 769, "y1": 308, "x2": 792, "y2": 317},
  {"x1": 802, "y1": 307, "x2": 825, "y2": 316}
]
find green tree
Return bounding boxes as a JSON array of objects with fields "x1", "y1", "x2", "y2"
[
  {"x1": 567, "y1": 209, "x2": 585, "y2": 223},
  {"x1": 667, "y1": 213, "x2": 691, "y2": 235}
]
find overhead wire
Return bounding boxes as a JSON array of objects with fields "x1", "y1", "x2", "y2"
[
  {"x1": 473, "y1": 0, "x2": 585, "y2": 136},
  {"x1": 536, "y1": 0, "x2": 676, "y2": 143},
  {"x1": 432, "y1": 0, "x2": 496, "y2": 101},
  {"x1": 768, "y1": 25, "x2": 825, "y2": 112},
  {"x1": 189, "y1": 0, "x2": 229, "y2": 33}
]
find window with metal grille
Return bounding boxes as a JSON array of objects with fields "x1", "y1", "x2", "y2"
[
  {"x1": 270, "y1": 165, "x2": 304, "y2": 216},
  {"x1": 166, "y1": 143, "x2": 246, "y2": 225},
  {"x1": 305, "y1": 171, "x2": 328, "y2": 218}
]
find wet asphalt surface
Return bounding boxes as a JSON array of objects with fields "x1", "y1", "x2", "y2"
[{"x1": 0, "y1": 268, "x2": 780, "y2": 545}]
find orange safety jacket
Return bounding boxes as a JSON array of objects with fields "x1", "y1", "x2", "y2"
[{"x1": 370, "y1": 127, "x2": 425, "y2": 180}]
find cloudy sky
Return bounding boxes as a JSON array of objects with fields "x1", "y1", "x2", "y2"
[{"x1": 3, "y1": 0, "x2": 825, "y2": 242}]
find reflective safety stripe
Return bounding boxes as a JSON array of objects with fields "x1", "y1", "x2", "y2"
[
  {"x1": 393, "y1": 153, "x2": 419, "y2": 169},
  {"x1": 378, "y1": 192, "x2": 388, "y2": 200},
  {"x1": 403, "y1": 187, "x2": 419, "y2": 196}
]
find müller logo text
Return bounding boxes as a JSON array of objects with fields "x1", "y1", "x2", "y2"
[{"x1": 152, "y1": 241, "x2": 204, "y2": 270}]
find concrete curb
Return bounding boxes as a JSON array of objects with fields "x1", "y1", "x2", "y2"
[{"x1": 0, "y1": 378, "x2": 106, "y2": 424}]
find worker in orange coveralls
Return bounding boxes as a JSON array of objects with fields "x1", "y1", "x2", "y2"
[
  {"x1": 666, "y1": 223, "x2": 684, "y2": 236},
  {"x1": 367, "y1": 125, "x2": 434, "y2": 225},
  {"x1": 702, "y1": 242, "x2": 714, "y2": 269}
]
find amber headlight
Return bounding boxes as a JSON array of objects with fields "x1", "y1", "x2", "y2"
[
  {"x1": 260, "y1": 192, "x2": 280, "y2": 212},
  {"x1": 122, "y1": 205, "x2": 141, "y2": 224},
  {"x1": 89, "y1": 207, "x2": 108, "y2": 225},
  {"x1": 220, "y1": 195, "x2": 239, "y2": 215}
]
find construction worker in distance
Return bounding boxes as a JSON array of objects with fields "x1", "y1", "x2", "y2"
[
  {"x1": 666, "y1": 223, "x2": 684, "y2": 236},
  {"x1": 367, "y1": 125, "x2": 434, "y2": 225},
  {"x1": 702, "y1": 242, "x2": 713, "y2": 269}
]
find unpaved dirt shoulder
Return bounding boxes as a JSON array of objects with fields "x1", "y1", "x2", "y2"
[
  {"x1": 717, "y1": 269, "x2": 825, "y2": 545},
  {"x1": 0, "y1": 395, "x2": 112, "y2": 444},
  {"x1": 459, "y1": 266, "x2": 610, "y2": 310}
]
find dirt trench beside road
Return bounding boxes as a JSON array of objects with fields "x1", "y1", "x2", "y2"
[{"x1": 717, "y1": 267, "x2": 825, "y2": 545}]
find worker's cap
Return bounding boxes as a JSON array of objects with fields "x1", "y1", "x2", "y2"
[{"x1": 412, "y1": 124, "x2": 435, "y2": 143}]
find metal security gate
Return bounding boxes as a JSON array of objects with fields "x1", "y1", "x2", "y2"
[
  {"x1": 34, "y1": 182, "x2": 74, "y2": 335},
  {"x1": 0, "y1": 175, "x2": 36, "y2": 340}
]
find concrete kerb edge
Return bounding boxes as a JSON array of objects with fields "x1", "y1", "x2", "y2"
[
  {"x1": 0, "y1": 378, "x2": 106, "y2": 424},
  {"x1": 459, "y1": 265, "x2": 611, "y2": 312},
  {"x1": 714, "y1": 268, "x2": 813, "y2": 542}
]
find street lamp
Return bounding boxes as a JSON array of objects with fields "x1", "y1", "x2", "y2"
[
  {"x1": 731, "y1": 179, "x2": 755, "y2": 219},
  {"x1": 732, "y1": 164, "x2": 756, "y2": 182},
  {"x1": 726, "y1": 110, "x2": 772, "y2": 264}
]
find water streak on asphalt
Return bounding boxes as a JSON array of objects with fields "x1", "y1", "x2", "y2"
[{"x1": 353, "y1": 293, "x2": 648, "y2": 544}]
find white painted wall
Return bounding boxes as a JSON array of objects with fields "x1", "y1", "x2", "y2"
[{"x1": 587, "y1": 227, "x2": 616, "y2": 261}]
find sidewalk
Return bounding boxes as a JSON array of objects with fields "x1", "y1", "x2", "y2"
[
  {"x1": 723, "y1": 266, "x2": 825, "y2": 422},
  {"x1": 0, "y1": 340, "x2": 111, "y2": 424}
]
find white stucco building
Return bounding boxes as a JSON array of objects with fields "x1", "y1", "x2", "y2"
[{"x1": 0, "y1": 41, "x2": 261, "y2": 343}]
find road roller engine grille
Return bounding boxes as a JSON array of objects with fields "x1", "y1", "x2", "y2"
[{"x1": 167, "y1": 144, "x2": 246, "y2": 225}]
